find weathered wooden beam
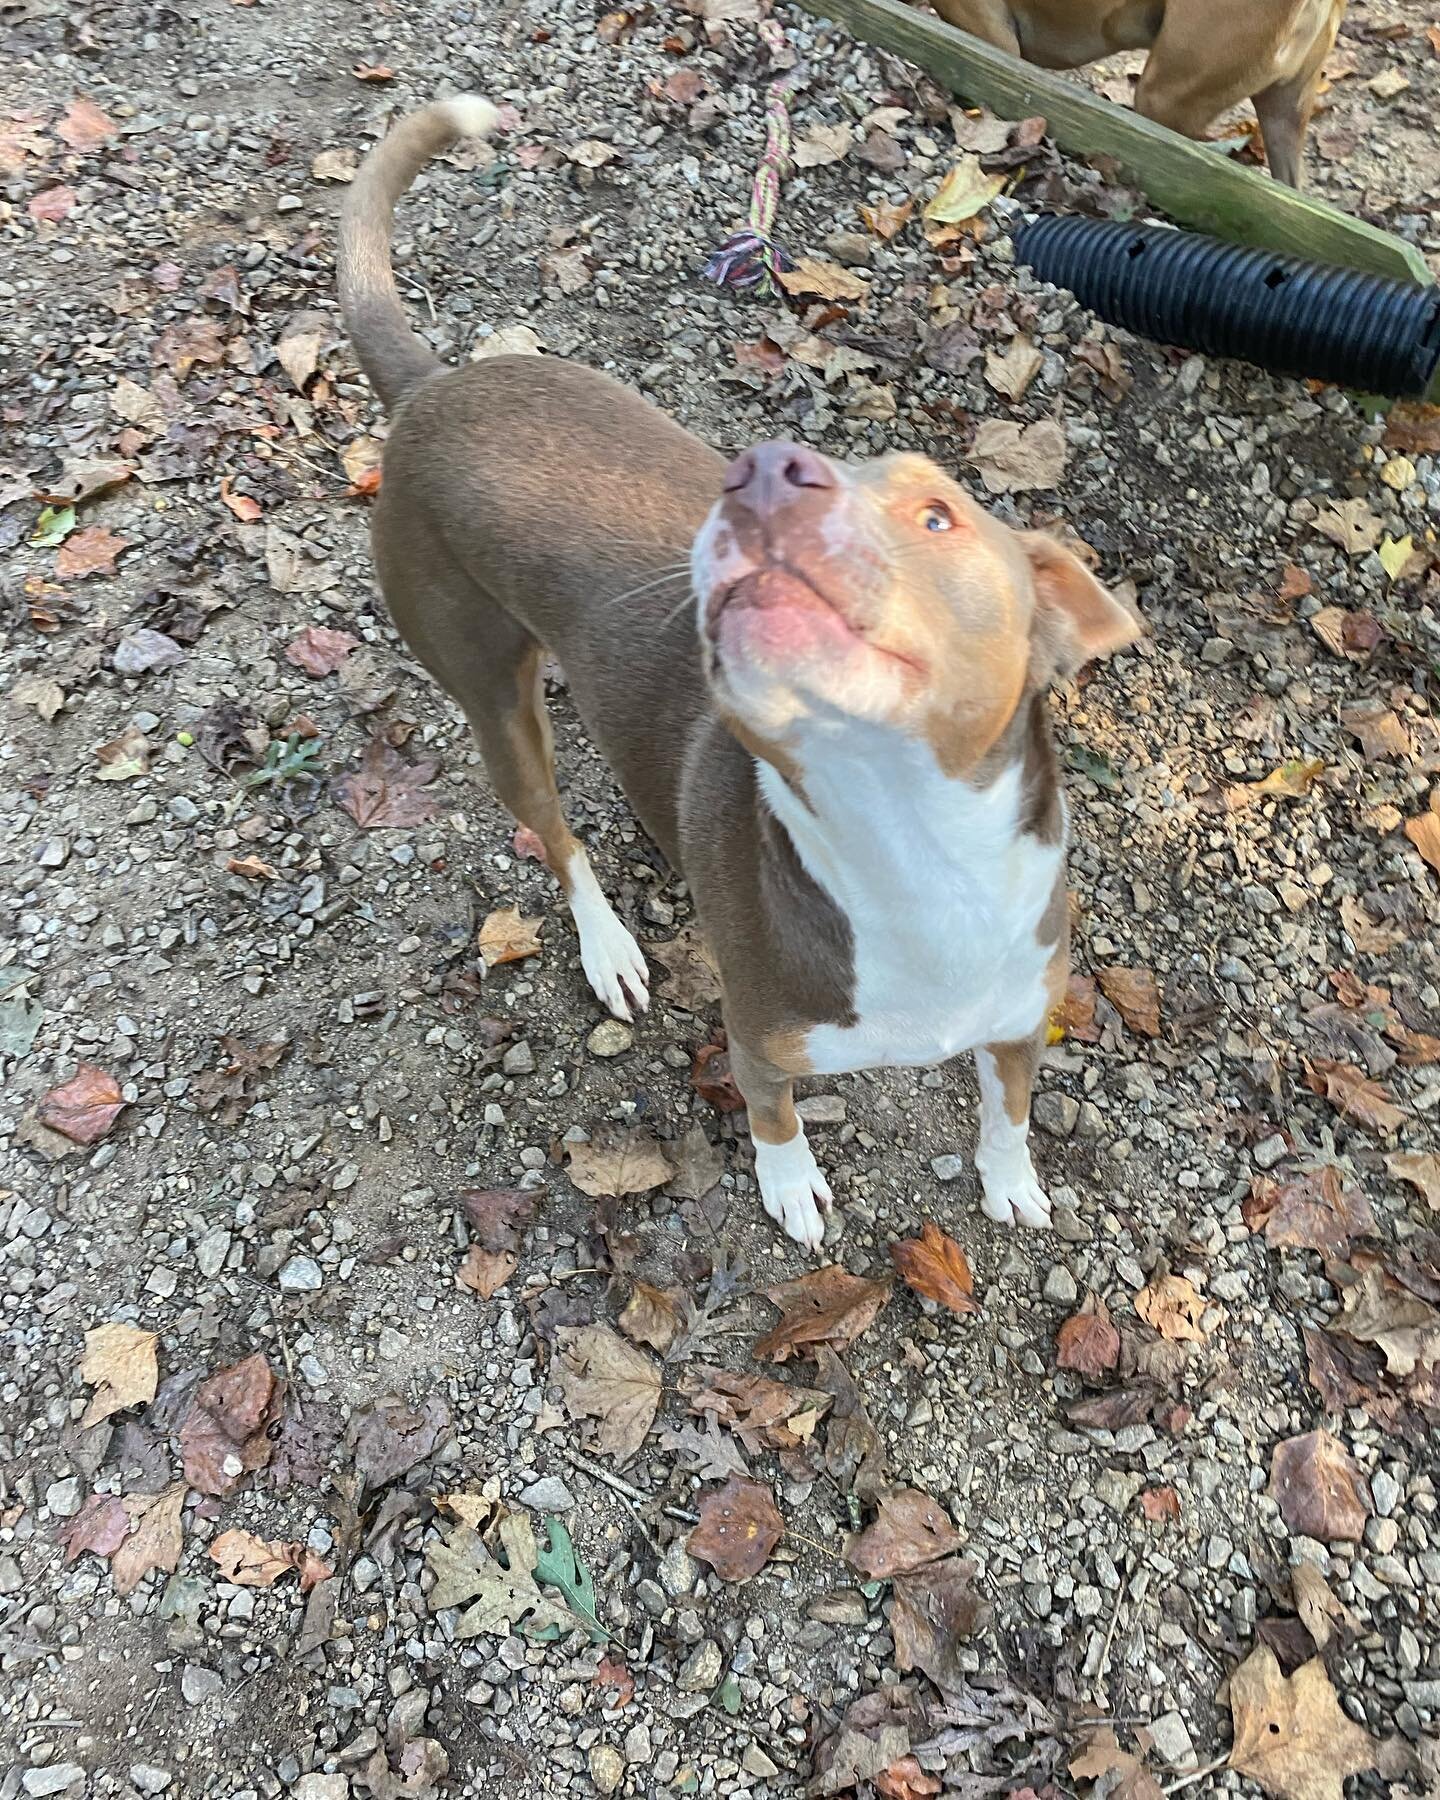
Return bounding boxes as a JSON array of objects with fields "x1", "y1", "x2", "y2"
[{"x1": 793, "y1": 0, "x2": 1434, "y2": 288}]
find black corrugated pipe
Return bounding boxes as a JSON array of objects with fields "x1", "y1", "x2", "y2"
[{"x1": 1013, "y1": 214, "x2": 1440, "y2": 399}]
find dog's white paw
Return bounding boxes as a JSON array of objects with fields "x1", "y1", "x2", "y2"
[
  {"x1": 754, "y1": 1130, "x2": 832, "y2": 1253},
  {"x1": 564, "y1": 851, "x2": 650, "y2": 1022},
  {"x1": 577, "y1": 907, "x2": 650, "y2": 1022},
  {"x1": 976, "y1": 1144, "x2": 1052, "y2": 1230}
]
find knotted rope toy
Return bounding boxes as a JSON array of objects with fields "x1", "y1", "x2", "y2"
[{"x1": 703, "y1": 17, "x2": 803, "y2": 296}]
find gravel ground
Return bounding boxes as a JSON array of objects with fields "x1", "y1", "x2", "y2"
[{"x1": 4, "y1": 0, "x2": 1440, "y2": 1797}]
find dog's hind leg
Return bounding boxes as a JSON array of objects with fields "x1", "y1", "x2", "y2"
[{"x1": 377, "y1": 540, "x2": 649, "y2": 1021}]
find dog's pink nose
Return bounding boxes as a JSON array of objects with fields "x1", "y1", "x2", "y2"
[{"x1": 724, "y1": 441, "x2": 836, "y2": 506}]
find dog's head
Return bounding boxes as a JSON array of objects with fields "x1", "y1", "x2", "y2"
[{"x1": 691, "y1": 441, "x2": 1140, "y2": 775}]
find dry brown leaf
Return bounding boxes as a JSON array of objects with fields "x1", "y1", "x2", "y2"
[
  {"x1": 1310, "y1": 606, "x2": 1382, "y2": 661},
  {"x1": 968, "y1": 418, "x2": 1067, "y2": 495},
  {"x1": 95, "y1": 725, "x2": 150, "y2": 782},
  {"x1": 1329, "y1": 1256, "x2": 1439, "y2": 1377},
  {"x1": 792, "y1": 122, "x2": 853, "y2": 166},
  {"x1": 691, "y1": 1038, "x2": 744, "y2": 1112},
  {"x1": 1096, "y1": 966, "x2": 1161, "y2": 1036},
  {"x1": 1269, "y1": 1430, "x2": 1369, "y2": 1542},
  {"x1": 1139, "y1": 1485, "x2": 1181, "y2": 1523},
  {"x1": 476, "y1": 906, "x2": 542, "y2": 968},
  {"x1": 1230, "y1": 759, "x2": 1326, "y2": 806},
  {"x1": 57, "y1": 95, "x2": 118, "y2": 151},
  {"x1": 178, "y1": 1352, "x2": 281, "y2": 1496},
  {"x1": 1242, "y1": 1167, "x2": 1376, "y2": 1259},
  {"x1": 651, "y1": 926, "x2": 722, "y2": 1010},
  {"x1": 566, "y1": 1129, "x2": 671, "y2": 1197},
  {"x1": 754, "y1": 1266, "x2": 891, "y2": 1362},
  {"x1": 1056, "y1": 973, "x2": 1101, "y2": 1042},
  {"x1": 310, "y1": 145, "x2": 356, "y2": 182},
  {"x1": 554, "y1": 1324, "x2": 661, "y2": 1462},
  {"x1": 687, "y1": 1476, "x2": 784, "y2": 1581},
  {"x1": 889, "y1": 1557, "x2": 989, "y2": 1690},
  {"x1": 56, "y1": 524, "x2": 127, "y2": 579},
  {"x1": 1387, "y1": 1150, "x2": 1440, "y2": 1210},
  {"x1": 1055, "y1": 1293, "x2": 1120, "y2": 1377},
  {"x1": 110, "y1": 1485, "x2": 185, "y2": 1597},
  {"x1": 1312, "y1": 497, "x2": 1381, "y2": 556},
  {"x1": 776, "y1": 256, "x2": 868, "y2": 302},
  {"x1": 1227, "y1": 1646, "x2": 1379, "y2": 1800},
  {"x1": 1303, "y1": 1059, "x2": 1404, "y2": 1137},
  {"x1": 460, "y1": 1187, "x2": 537, "y2": 1252},
  {"x1": 846, "y1": 1488, "x2": 962, "y2": 1580},
  {"x1": 334, "y1": 739, "x2": 441, "y2": 830},
  {"x1": 1291, "y1": 1562, "x2": 1355, "y2": 1653},
  {"x1": 226, "y1": 855, "x2": 278, "y2": 880},
  {"x1": 79, "y1": 1321, "x2": 158, "y2": 1427},
  {"x1": 219, "y1": 477, "x2": 263, "y2": 523},
  {"x1": 210, "y1": 1528, "x2": 332, "y2": 1591},
  {"x1": 457, "y1": 1246, "x2": 517, "y2": 1298},
  {"x1": 923, "y1": 155, "x2": 1004, "y2": 223},
  {"x1": 1340, "y1": 701, "x2": 1411, "y2": 762},
  {"x1": 682, "y1": 1365, "x2": 832, "y2": 1455},
  {"x1": 38, "y1": 1064, "x2": 125, "y2": 1145},
  {"x1": 859, "y1": 196, "x2": 913, "y2": 240},
  {"x1": 1339, "y1": 894, "x2": 1406, "y2": 955},
  {"x1": 1404, "y1": 791, "x2": 1440, "y2": 875},
  {"x1": 983, "y1": 335, "x2": 1043, "y2": 402},
  {"x1": 285, "y1": 625, "x2": 359, "y2": 677},
  {"x1": 618, "y1": 1281, "x2": 684, "y2": 1355},
  {"x1": 29, "y1": 183, "x2": 75, "y2": 224},
  {"x1": 592, "y1": 1653, "x2": 635, "y2": 1709},
  {"x1": 1135, "y1": 1273, "x2": 1207, "y2": 1343},
  {"x1": 889, "y1": 1221, "x2": 977, "y2": 1315},
  {"x1": 58, "y1": 1493, "x2": 132, "y2": 1565}
]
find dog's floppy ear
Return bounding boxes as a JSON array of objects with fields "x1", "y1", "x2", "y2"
[{"x1": 1022, "y1": 532, "x2": 1142, "y2": 682}]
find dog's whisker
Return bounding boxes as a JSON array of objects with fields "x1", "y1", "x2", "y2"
[{"x1": 600, "y1": 568, "x2": 693, "y2": 611}]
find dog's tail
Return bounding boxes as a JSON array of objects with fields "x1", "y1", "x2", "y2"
[{"x1": 338, "y1": 95, "x2": 500, "y2": 410}]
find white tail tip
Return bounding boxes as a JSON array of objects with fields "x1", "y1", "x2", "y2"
[{"x1": 441, "y1": 95, "x2": 501, "y2": 140}]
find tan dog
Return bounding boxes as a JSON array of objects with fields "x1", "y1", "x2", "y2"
[
  {"x1": 337, "y1": 99, "x2": 1140, "y2": 1251},
  {"x1": 926, "y1": 0, "x2": 1346, "y2": 186}
]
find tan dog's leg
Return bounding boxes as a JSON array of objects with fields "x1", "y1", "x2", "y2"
[
  {"x1": 974, "y1": 1034, "x2": 1052, "y2": 1229},
  {"x1": 1250, "y1": 17, "x2": 1338, "y2": 190},
  {"x1": 380, "y1": 549, "x2": 649, "y2": 1020},
  {"x1": 920, "y1": 0, "x2": 1021, "y2": 53},
  {"x1": 728, "y1": 1036, "x2": 831, "y2": 1253}
]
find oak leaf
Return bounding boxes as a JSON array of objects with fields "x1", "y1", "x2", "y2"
[
  {"x1": 1243, "y1": 1167, "x2": 1375, "y2": 1258},
  {"x1": 333, "y1": 739, "x2": 440, "y2": 830},
  {"x1": 1303, "y1": 1059, "x2": 1404, "y2": 1136}
]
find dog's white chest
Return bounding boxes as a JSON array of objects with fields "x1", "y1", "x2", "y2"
[{"x1": 760, "y1": 736, "x2": 1063, "y2": 1076}]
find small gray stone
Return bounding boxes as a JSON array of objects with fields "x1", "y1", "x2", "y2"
[
  {"x1": 797, "y1": 1094, "x2": 846, "y2": 1125},
  {"x1": 588, "y1": 1744, "x2": 624, "y2": 1794},
  {"x1": 196, "y1": 1226, "x2": 231, "y2": 1279},
  {"x1": 1148, "y1": 1711, "x2": 1196, "y2": 1770},
  {"x1": 0, "y1": 1554, "x2": 22, "y2": 1594},
  {"x1": 676, "y1": 1638, "x2": 723, "y2": 1692},
  {"x1": 658, "y1": 1540, "x2": 697, "y2": 1597},
  {"x1": 502, "y1": 1040, "x2": 535, "y2": 1076},
  {"x1": 1094, "y1": 1470, "x2": 1144, "y2": 1514},
  {"x1": 586, "y1": 1020, "x2": 633, "y2": 1058},
  {"x1": 278, "y1": 1255, "x2": 323, "y2": 1294},
  {"x1": 1042, "y1": 1264, "x2": 1077, "y2": 1307},
  {"x1": 1253, "y1": 1133, "x2": 1289, "y2": 1171},
  {"x1": 1075, "y1": 1101, "x2": 1105, "y2": 1139},
  {"x1": 22, "y1": 1767, "x2": 84, "y2": 1797},
  {"x1": 930, "y1": 1154, "x2": 966, "y2": 1183},
  {"x1": 806, "y1": 1591, "x2": 868, "y2": 1626},
  {"x1": 168, "y1": 795, "x2": 200, "y2": 825},
  {"x1": 517, "y1": 1476, "x2": 575, "y2": 1511},
  {"x1": 129, "y1": 1769, "x2": 173, "y2": 1796},
  {"x1": 742, "y1": 1745, "x2": 780, "y2": 1778},
  {"x1": 181, "y1": 1662, "x2": 224, "y2": 1705},
  {"x1": 45, "y1": 1477, "x2": 82, "y2": 1518},
  {"x1": 622, "y1": 1722, "x2": 652, "y2": 1764},
  {"x1": 1372, "y1": 1470, "x2": 1402, "y2": 1519},
  {"x1": 291, "y1": 1777, "x2": 349, "y2": 1800},
  {"x1": 1033, "y1": 1093, "x2": 1079, "y2": 1138}
]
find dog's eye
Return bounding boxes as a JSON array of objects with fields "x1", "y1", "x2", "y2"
[{"x1": 919, "y1": 502, "x2": 954, "y2": 533}]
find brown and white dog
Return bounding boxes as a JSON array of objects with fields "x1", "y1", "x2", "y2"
[
  {"x1": 337, "y1": 99, "x2": 1141, "y2": 1251},
  {"x1": 925, "y1": 0, "x2": 1346, "y2": 186}
]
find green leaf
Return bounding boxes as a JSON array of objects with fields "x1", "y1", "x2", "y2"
[
  {"x1": 531, "y1": 1515, "x2": 607, "y2": 1643},
  {"x1": 1066, "y1": 745, "x2": 1121, "y2": 790},
  {"x1": 32, "y1": 504, "x2": 76, "y2": 547},
  {"x1": 716, "y1": 1675, "x2": 742, "y2": 1715}
]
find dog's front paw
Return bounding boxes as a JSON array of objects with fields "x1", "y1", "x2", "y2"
[
  {"x1": 754, "y1": 1131, "x2": 833, "y2": 1253},
  {"x1": 576, "y1": 908, "x2": 651, "y2": 1023},
  {"x1": 976, "y1": 1145, "x2": 1052, "y2": 1230}
]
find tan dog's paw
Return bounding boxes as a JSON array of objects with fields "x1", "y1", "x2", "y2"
[{"x1": 755, "y1": 1131, "x2": 832, "y2": 1253}]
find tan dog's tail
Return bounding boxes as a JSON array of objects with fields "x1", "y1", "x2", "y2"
[{"x1": 338, "y1": 95, "x2": 500, "y2": 409}]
